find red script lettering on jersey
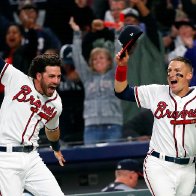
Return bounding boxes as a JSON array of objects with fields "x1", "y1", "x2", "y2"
[
  {"x1": 154, "y1": 101, "x2": 196, "y2": 120},
  {"x1": 13, "y1": 85, "x2": 57, "y2": 121}
]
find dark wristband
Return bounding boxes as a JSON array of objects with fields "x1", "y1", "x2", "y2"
[{"x1": 50, "y1": 140, "x2": 60, "y2": 151}]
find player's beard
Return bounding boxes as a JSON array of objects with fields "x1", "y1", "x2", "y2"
[{"x1": 40, "y1": 79, "x2": 56, "y2": 97}]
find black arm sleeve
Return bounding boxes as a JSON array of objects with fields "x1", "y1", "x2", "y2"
[
  {"x1": 114, "y1": 84, "x2": 136, "y2": 102},
  {"x1": 0, "y1": 57, "x2": 5, "y2": 73}
]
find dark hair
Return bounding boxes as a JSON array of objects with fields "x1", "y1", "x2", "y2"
[
  {"x1": 88, "y1": 47, "x2": 113, "y2": 72},
  {"x1": 28, "y1": 54, "x2": 62, "y2": 78},
  {"x1": 17, "y1": 3, "x2": 38, "y2": 15},
  {"x1": 6, "y1": 23, "x2": 24, "y2": 35},
  {"x1": 170, "y1": 56, "x2": 193, "y2": 71}
]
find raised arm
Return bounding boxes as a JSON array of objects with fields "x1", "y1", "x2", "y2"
[
  {"x1": 69, "y1": 17, "x2": 90, "y2": 81},
  {"x1": 114, "y1": 50, "x2": 129, "y2": 92},
  {"x1": 114, "y1": 50, "x2": 136, "y2": 102}
]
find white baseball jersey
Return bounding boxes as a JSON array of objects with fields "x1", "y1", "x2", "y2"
[
  {"x1": 135, "y1": 84, "x2": 196, "y2": 158},
  {"x1": 0, "y1": 63, "x2": 62, "y2": 147}
]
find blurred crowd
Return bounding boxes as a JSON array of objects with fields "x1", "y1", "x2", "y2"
[{"x1": 0, "y1": 0, "x2": 195, "y2": 146}]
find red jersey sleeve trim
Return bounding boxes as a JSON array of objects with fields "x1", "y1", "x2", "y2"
[{"x1": 135, "y1": 86, "x2": 141, "y2": 108}]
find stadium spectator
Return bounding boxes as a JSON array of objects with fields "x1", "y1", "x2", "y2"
[
  {"x1": 2, "y1": 23, "x2": 37, "y2": 74},
  {"x1": 167, "y1": 19, "x2": 196, "y2": 86},
  {"x1": 1, "y1": 22, "x2": 37, "y2": 107},
  {"x1": 72, "y1": 0, "x2": 95, "y2": 37},
  {"x1": 69, "y1": 17, "x2": 123, "y2": 145},
  {"x1": 17, "y1": 2, "x2": 61, "y2": 55},
  {"x1": 81, "y1": 19, "x2": 115, "y2": 62},
  {"x1": 104, "y1": 0, "x2": 127, "y2": 23}
]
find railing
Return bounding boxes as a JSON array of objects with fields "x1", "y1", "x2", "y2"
[
  {"x1": 69, "y1": 189, "x2": 151, "y2": 196},
  {"x1": 68, "y1": 186, "x2": 196, "y2": 196},
  {"x1": 38, "y1": 141, "x2": 150, "y2": 164}
]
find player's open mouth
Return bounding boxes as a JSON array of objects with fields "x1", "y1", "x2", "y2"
[
  {"x1": 170, "y1": 80, "x2": 178, "y2": 88},
  {"x1": 48, "y1": 86, "x2": 56, "y2": 92},
  {"x1": 171, "y1": 80, "x2": 177, "y2": 84}
]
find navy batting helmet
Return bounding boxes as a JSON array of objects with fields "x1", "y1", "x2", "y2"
[{"x1": 118, "y1": 25, "x2": 143, "y2": 58}]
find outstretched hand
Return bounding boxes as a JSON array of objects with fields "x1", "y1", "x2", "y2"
[{"x1": 52, "y1": 149, "x2": 66, "y2": 166}]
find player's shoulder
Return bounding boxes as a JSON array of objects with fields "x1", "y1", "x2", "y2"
[
  {"x1": 148, "y1": 84, "x2": 168, "y2": 88},
  {"x1": 138, "y1": 84, "x2": 168, "y2": 91},
  {"x1": 6, "y1": 63, "x2": 27, "y2": 77},
  {"x1": 2, "y1": 63, "x2": 30, "y2": 86}
]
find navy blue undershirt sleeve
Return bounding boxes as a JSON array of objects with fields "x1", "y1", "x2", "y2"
[
  {"x1": 114, "y1": 84, "x2": 136, "y2": 102},
  {"x1": 0, "y1": 57, "x2": 5, "y2": 73}
]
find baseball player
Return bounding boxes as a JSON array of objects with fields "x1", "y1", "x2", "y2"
[
  {"x1": 0, "y1": 54, "x2": 65, "y2": 195},
  {"x1": 114, "y1": 50, "x2": 196, "y2": 196}
]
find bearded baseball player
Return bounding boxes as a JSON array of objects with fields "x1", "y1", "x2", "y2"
[
  {"x1": 114, "y1": 46, "x2": 196, "y2": 195},
  {"x1": 0, "y1": 54, "x2": 65, "y2": 195}
]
